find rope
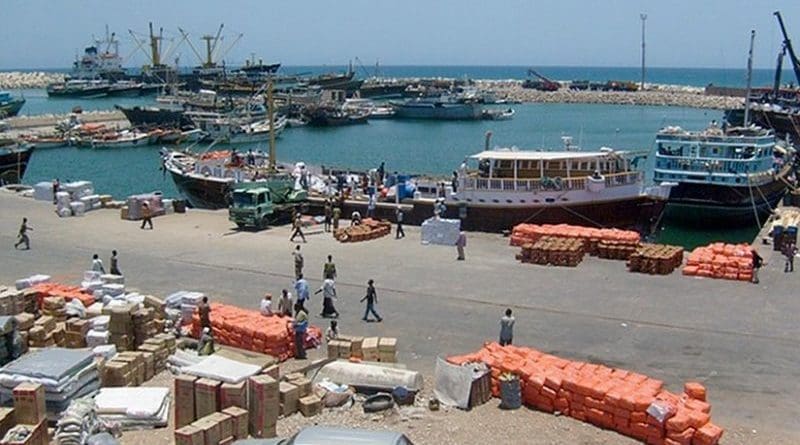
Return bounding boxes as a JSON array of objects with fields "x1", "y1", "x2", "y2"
[{"x1": 747, "y1": 174, "x2": 762, "y2": 228}]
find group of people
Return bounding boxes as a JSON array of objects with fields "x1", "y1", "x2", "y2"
[{"x1": 90, "y1": 250, "x2": 123, "y2": 275}]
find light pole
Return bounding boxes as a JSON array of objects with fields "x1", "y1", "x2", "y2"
[{"x1": 640, "y1": 13, "x2": 647, "y2": 91}]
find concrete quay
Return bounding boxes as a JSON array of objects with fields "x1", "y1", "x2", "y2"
[{"x1": 0, "y1": 191, "x2": 797, "y2": 444}]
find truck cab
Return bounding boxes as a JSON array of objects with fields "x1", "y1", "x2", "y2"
[{"x1": 229, "y1": 186, "x2": 274, "y2": 229}]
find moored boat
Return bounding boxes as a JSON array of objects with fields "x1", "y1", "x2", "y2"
[
  {"x1": 0, "y1": 91, "x2": 25, "y2": 117},
  {"x1": 482, "y1": 108, "x2": 515, "y2": 121},
  {"x1": 87, "y1": 130, "x2": 150, "y2": 149},
  {"x1": 46, "y1": 79, "x2": 111, "y2": 98},
  {"x1": 19, "y1": 134, "x2": 68, "y2": 149},
  {"x1": 653, "y1": 124, "x2": 793, "y2": 226},
  {"x1": 304, "y1": 105, "x2": 369, "y2": 127},
  {"x1": 0, "y1": 141, "x2": 34, "y2": 185},
  {"x1": 391, "y1": 95, "x2": 483, "y2": 120}
]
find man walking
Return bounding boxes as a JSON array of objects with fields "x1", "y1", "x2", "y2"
[
  {"x1": 784, "y1": 242, "x2": 797, "y2": 273},
  {"x1": 323, "y1": 199, "x2": 332, "y2": 232},
  {"x1": 292, "y1": 303, "x2": 308, "y2": 360},
  {"x1": 110, "y1": 250, "x2": 122, "y2": 276},
  {"x1": 456, "y1": 231, "x2": 467, "y2": 260},
  {"x1": 332, "y1": 206, "x2": 342, "y2": 231},
  {"x1": 499, "y1": 308, "x2": 515, "y2": 346},
  {"x1": 294, "y1": 274, "x2": 310, "y2": 310},
  {"x1": 140, "y1": 202, "x2": 153, "y2": 230},
  {"x1": 292, "y1": 245, "x2": 304, "y2": 279},
  {"x1": 367, "y1": 194, "x2": 376, "y2": 219},
  {"x1": 315, "y1": 277, "x2": 339, "y2": 318},
  {"x1": 322, "y1": 256, "x2": 336, "y2": 280},
  {"x1": 198, "y1": 296, "x2": 212, "y2": 331},
  {"x1": 290, "y1": 212, "x2": 306, "y2": 243},
  {"x1": 91, "y1": 254, "x2": 106, "y2": 273},
  {"x1": 360, "y1": 279, "x2": 382, "y2": 322},
  {"x1": 52, "y1": 179, "x2": 60, "y2": 205},
  {"x1": 395, "y1": 207, "x2": 405, "y2": 239},
  {"x1": 751, "y1": 248, "x2": 763, "y2": 284},
  {"x1": 13, "y1": 218, "x2": 31, "y2": 250}
]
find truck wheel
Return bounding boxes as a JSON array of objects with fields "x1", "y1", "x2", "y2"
[
  {"x1": 259, "y1": 216, "x2": 270, "y2": 229},
  {"x1": 236, "y1": 223, "x2": 246, "y2": 229}
]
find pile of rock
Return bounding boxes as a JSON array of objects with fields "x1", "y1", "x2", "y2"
[{"x1": 0, "y1": 71, "x2": 65, "y2": 89}]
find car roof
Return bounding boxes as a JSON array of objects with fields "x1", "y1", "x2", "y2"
[{"x1": 292, "y1": 426, "x2": 406, "y2": 445}]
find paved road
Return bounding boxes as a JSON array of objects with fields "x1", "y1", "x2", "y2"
[{"x1": 1, "y1": 192, "x2": 798, "y2": 440}]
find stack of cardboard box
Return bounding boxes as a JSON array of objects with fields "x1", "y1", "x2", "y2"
[
  {"x1": 1, "y1": 383, "x2": 47, "y2": 445},
  {"x1": 101, "y1": 351, "x2": 146, "y2": 387},
  {"x1": 378, "y1": 338, "x2": 397, "y2": 363},
  {"x1": 175, "y1": 407, "x2": 248, "y2": 445},
  {"x1": 107, "y1": 304, "x2": 135, "y2": 351},
  {"x1": 40, "y1": 297, "x2": 66, "y2": 322},
  {"x1": 249, "y1": 375, "x2": 279, "y2": 438},
  {"x1": 278, "y1": 381, "x2": 299, "y2": 417},
  {"x1": 219, "y1": 381, "x2": 247, "y2": 410},
  {"x1": 64, "y1": 318, "x2": 89, "y2": 348},
  {"x1": 195, "y1": 378, "x2": 221, "y2": 420},
  {"x1": 27, "y1": 316, "x2": 55, "y2": 348},
  {"x1": 137, "y1": 338, "x2": 170, "y2": 373},
  {"x1": 12, "y1": 314, "x2": 33, "y2": 355},
  {"x1": 132, "y1": 308, "x2": 158, "y2": 348},
  {"x1": 0, "y1": 287, "x2": 36, "y2": 317},
  {"x1": 356, "y1": 337, "x2": 397, "y2": 363}
]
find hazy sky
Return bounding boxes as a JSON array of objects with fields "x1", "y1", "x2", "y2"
[{"x1": 2, "y1": 0, "x2": 800, "y2": 69}]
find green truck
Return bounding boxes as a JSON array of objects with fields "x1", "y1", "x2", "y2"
[{"x1": 228, "y1": 175, "x2": 308, "y2": 229}]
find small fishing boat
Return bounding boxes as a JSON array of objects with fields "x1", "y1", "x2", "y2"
[
  {"x1": 342, "y1": 99, "x2": 395, "y2": 119},
  {"x1": 482, "y1": 108, "x2": 515, "y2": 121},
  {"x1": 19, "y1": 134, "x2": 68, "y2": 149},
  {"x1": 0, "y1": 141, "x2": 34, "y2": 185},
  {"x1": 89, "y1": 130, "x2": 150, "y2": 149},
  {"x1": 304, "y1": 105, "x2": 369, "y2": 127},
  {"x1": 46, "y1": 79, "x2": 110, "y2": 98},
  {"x1": 200, "y1": 116, "x2": 287, "y2": 144}
]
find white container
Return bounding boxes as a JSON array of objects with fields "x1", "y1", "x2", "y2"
[
  {"x1": 101, "y1": 283, "x2": 125, "y2": 297},
  {"x1": 33, "y1": 182, "x2": 54, "y2": 202},
  {"x1": 86, "y1": 329, "x2": 110, "y2": 347},
  {"x1": 70, "y1": 201, "x2": 86, "y2": 216}
]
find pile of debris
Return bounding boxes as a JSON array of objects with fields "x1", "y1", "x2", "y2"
[{"x1": 334, "y1": 219, "x2": 391, "y2": 243}]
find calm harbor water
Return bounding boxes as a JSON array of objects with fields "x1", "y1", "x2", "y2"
[{"x1": 20, "y1": 95, "x2": 758, "y2": 248}]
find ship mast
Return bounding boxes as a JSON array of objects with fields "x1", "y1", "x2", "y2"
[
  {"x1": 744, "y1": 30, "x2": 755, "y2": 127},
  {"x1": 149, "y1": 22, "x2": 162, "y2": 67},
  {"x1": 267, "y1": 77, "x2": 276, "y2": 172}
]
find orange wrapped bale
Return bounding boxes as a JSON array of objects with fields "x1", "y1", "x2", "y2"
[
  {"x1": 684, "y1": 382, "x2": 706, "y2": 401},
  {"x1": 693, "y1": 422, "x2": 723, "y2": 445}
]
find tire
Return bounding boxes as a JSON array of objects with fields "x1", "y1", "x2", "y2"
[
  {"x1": 363, "y1": 393, "x2": 394, "y2": 413},
  {"x1": 236, "y1": 223, "x2": 246, "y2": 229}
]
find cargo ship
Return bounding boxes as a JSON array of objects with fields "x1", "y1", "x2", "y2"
[
  {"x1": 390, "y1": 95, "x2": 483, "y2": 120},
  {"x1": 653, "y1": 124, "x2": 792, "y2": 226}
]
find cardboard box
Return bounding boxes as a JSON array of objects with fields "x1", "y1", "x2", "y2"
[
  {"x1": 279, "y1": 381, "x2": 299, "y2": 416},
  {"x1": 289, "y1": 377, "x2": 312, "y2": 397},
  {"x1": 298, "y1": 395, "x2": 322, "y2": 417},
  {"x1": 348, "y1": 336, "x2": 364, "y2": 358},
  {"x1": 0, "y1": 421, "x2": 45, "y2": 445},
  {"x1": 194, "y1": 418, "x2": 220, "y2": 445},
  {"x1": 33, "y1": 315, "x2": 55, "y2": 332},
  {"x1": 139, "y1": 351, "x2": 155, "y2": 381},
  {"x1": 0, "y1": 407, "x2": 16, "y2": 440},
  {"x1": 221, "y1": 406, "x2": 249, "y2": 440},
  {"x1": 337, "y1": 341, "x2": 352, "y2": 359},
  {"x1": 379, "y1": 351, "x2": 397, "y2": 363},
  {"x1": 194, "y1": 378, "x2": 221, "y2": 419},
  {"x1": 14, "y1": 313, "x2": 34, "y2": 331},
  {"x1": 101, "y1": 361, "x2": 132, "y2": 387},
  {"x1": 220, "y1": 381, "x2": 247, "y2": 410},
  {"x1": 174, "y1": 374, "x2": 197, "y2": 428},
  {"x1": 12, "y1": 383, "x2": 46, "y2": 425},
  {"x1": 248, "y1": 375, "x2": 279, "y2": 438},
  {"x1": 174, "y1": 425, "x2": 204, "y2": 445},
  {"x1": 262, "y1": 364, "x2": 280, "y2": 379},
  {"x1": 219, "y1": 437, "x2": 234, "y2": 445},
  {"x1": 211, "y1": 412, "x2": 233, "y2": 441},
  {"x1": 326, "y1": 340, "x2": 340, "y2": 359},
  {"x1": 362, "y1": 337, "x2": 380, "y2": 361},
  {"x1": 378, "y1": 337, "x2": 397, "y2": 352}
]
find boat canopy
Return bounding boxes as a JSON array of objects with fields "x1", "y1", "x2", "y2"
[{"x1": 469, "y1": 149, "x2": 626, "y2": 162}]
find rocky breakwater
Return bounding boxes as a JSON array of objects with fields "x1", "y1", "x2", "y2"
[
  {"x1": 0, "y1": 71, "x2": 65, "y2": 89},
  {"x1": 479, "y1": 80, "x2": 744, "y2": 110}
]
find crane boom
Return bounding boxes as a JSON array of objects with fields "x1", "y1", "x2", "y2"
[
  {"x1": 178, "y1": 28, "x2": 205, "y2": 65},
  {"x1": 774, "y1": 11, "x2": 800, "y2": 87},
  {"x1": 773, "y1": 44, "x2": 786, "y2": 97}
]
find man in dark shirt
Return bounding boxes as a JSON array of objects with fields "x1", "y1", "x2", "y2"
[
  {"x1": 14, "y1": 218, "x2": 31, "y2": 250},
  {"x1": 360, "y1": 279, "x2": 382, "y2": 322},
  {"x1": 110, "y1": 250, "x2": 122, "y2": 276},
  {"x1": 198, "y1": 296, "x2": 212, "y2": 331}
]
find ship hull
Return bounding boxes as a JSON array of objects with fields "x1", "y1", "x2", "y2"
[
  {"x1": 663, "y1": 178, "x2": 787, "y2": 226},
  {"x1": 725, "y1": 108, "x2": 800, "y2": 142},
  {"x1": 117, "y1": 106, "x2": 193, "y2": 129},
  {"x1": 168, "y1": 169, "x2": 232, "y2": 210},
  {"x1": 392, "y1": 102, "x2": 483, "y2": 120},
  {"x1": 0, "y1": 99, "x2": 25, "y2": 117},
  {"x1": 0, "y1": 145, "x2": 34, "y2": 185}
]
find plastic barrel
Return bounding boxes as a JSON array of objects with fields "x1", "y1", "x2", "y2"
[
  {"x1": 773, "y1": 225, "x2": 784, "y2": 251},
  {"x1": 787, "y1": 226, "x2": 798, "y2": 244},
  {"x1": 499, "y1": 376, "x2": 521, "y2": 410}
]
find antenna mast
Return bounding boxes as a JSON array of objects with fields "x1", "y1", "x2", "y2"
[
  {"x1": 744, "y1": 30, "x2": 755, "y2": 127},
  {"x1": 640, "y1": 13, "x2": 647, "y2": 90}
]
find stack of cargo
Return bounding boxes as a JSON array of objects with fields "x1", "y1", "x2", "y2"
[
  {"x1": 13, "y1": 276, "x2": 50, "y2": 292},
  {"x1": 132, "y1": 308, "x2": 157, "y2": 348},
  {"x1": 40, "y1": 297, "x2": 67, "y2": 323},
  {"x1": 94, "y1": 387, "x2": 170, "y2": 429},
  {"x1": 0, "y1": 349, "x2": 100, "y2": 419},
  {"x1": 190, "y1": 303, "x2": 322, "y2": 361},
  {"x1": 516, "y1": 236, "x2": 586, "y2": 267},
  {"x1": 769, "y1": 208, "x2": 799, "y2": 252},
  {"x1": 420, "y1": 217, "x2": 461, "y2": 246},
  {"x1": 101, "y1": 351, "x2": 146, "y2": 387},
  {"x1": 627, "y1": 244, "x2": 685, "y2": 275},
  {"x1": 85, "y1": 316, "x2": 110, "y2": 348},
  {"x1": 122, "y1": 193, "x2": 164, "y2": 221},
  {"x1": 510, "y1": 224, "x2": 641, "y2": 256},
  {"x1": 175, "y1": 407, "x2": 249, "y2": 445},
  {"x1": 28, "y1": 283, "x2": 94, "y2": 309},
  {"x1": 0, "y1": 287, "x2": 36, "y2": 316},
  {"x1": 596, "y1": 240, "x2": 640, "y2": 260},
  {"x1": 27, "y1": 316, "x2": 56, "y2": 348},
  {"x1": 334, "y1": 219, "x2": 392, "y2": 243},
  {"x1": 56, "y1": 181, "x2": 95, "y2": 218},
  {"x1": 682, "y1": 243, "x2": 754, "y2": 281},
  {"x1": 165, "y1": 291, "x2": 205, "y2": 326},
  {"x1": 13, "y1": 314, "x2": 32, "y2": 356},
  {"x1": 63, "y1": 318, "x2": 89, "y2": 349},
  {"x1": 54, "y1": 397, "x2": 99, "y2": 445},
  {"x1": 0, "y1": 317, "x2": 21, "y2": 366},
  {"x1": 448, "y1": 342, "x2": 723, "y2": 445},
  {"x1": 137, "y1": 334, "x2": 175, "y2": 373},
  {"x1": 107, "y1": 303, "x2": 135, "y2": 351},
  {"x1": 1, "y1": 383, "x2": 48, "y2": 445}
]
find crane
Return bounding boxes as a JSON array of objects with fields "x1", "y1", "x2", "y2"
[
  {"x1": 774, "y1": 11, "x2": 800, "y2": 88},
  {"x1": 524, "y1": 68, "x2": 559, "y2": 91}
]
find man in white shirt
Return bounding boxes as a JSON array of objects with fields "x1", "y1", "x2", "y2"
[
  {"x1": 260, "y1": 294, "x2": 273, "y2": 316},
  {"x1": 91, "y1": 254, "x2": 105, "y2": 273},
  {"x1": 315, "y1": 278, "x2": 339, "y2": 318}
]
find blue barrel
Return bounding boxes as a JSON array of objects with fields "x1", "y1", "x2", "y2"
[
  {"x1": 773, "y1": 225, "x2": 785, "y2": 251},
  {"x1": 786, "y1": 226, "x2": 798, "y2": 244}
]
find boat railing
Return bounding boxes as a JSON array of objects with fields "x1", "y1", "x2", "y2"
[{"x1": 466, "y1": 171, "x2": 640, "y2": 192}]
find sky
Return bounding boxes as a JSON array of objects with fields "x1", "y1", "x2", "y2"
[{"x1": 2, "y1": 0, "x2": 800, "y2": 70}]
